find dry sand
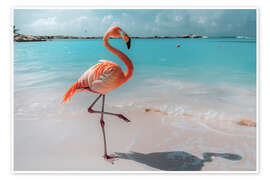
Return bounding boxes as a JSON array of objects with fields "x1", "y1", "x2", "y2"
[{"x1": 14, "y1": 107, "x2": 256, "y2": 171}]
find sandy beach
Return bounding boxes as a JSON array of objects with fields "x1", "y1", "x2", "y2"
[{"x1": 14, "y1": 103, "x2": 256, "y2": 171}]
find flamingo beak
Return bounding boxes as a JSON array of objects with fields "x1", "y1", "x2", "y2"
[
  {"x1": 126, "y1": 38, "x2": 131, "y2": 49},
  {"x1": 122, "y1": 31, "x2": 131, "y2": 49}
]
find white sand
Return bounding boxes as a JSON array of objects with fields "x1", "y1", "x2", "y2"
[{"x1": 14, "y1": 107, "x2": 256, "y2": 171}]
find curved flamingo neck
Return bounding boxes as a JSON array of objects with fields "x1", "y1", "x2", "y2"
[{"x1": 103, "y1": 33, "x2": 134, "y2": 82}]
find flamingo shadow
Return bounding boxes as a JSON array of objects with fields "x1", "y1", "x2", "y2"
[{"x1": 115, "y1": 151, "x2": 242, "y2": 171}]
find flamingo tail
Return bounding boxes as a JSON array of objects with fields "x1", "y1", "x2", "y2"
[{"x1": 62, "y1": 81, "x2": 80, "y2": 104}]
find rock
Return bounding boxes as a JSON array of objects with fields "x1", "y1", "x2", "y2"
[{"x1": 237, "y1": 119, "x2": 256, "y2": 127}]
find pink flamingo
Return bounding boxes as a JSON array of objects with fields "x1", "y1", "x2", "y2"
[{"x1": 62, "y1": 26, "x2": 133, "y2": 163}]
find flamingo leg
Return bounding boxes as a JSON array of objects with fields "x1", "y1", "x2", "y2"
[
  {"x1": 88, "y1": 94, "x2": 102, "y2": 110},
  {"x1": 100, "y1": 95, "x2": 118, "y2": 163},
  {"x1": 88, "y1": 95, "x2": 130, "y2": 122},
  {"x1": 89, "y1": 110, "x2": 130, "y2": 122}
]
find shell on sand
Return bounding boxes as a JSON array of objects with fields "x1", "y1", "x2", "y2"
[{"x1": 237, "y1": 119, "x2": 256, "y2": 127}]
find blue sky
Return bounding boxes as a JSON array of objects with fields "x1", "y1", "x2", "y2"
[{"x1": 14, "y1": 9, "x2": 256, "y2": 37}]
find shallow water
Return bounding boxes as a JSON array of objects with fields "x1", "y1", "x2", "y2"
[{"x1": 14, "y1": 38, "x2": 256, "y2": 132}]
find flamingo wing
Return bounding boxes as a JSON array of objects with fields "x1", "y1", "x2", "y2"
[
  {"x1": 62, "y1": 60, "x2": 124, "y2": 103},
  {"x1": 86, "y1": 60, "x2": 125, "y2": 94}
]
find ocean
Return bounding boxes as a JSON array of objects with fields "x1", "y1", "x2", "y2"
[{"x1": 14, "y1": 37, "x2": 256, "y2": 132}]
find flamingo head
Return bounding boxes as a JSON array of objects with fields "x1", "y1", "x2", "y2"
[{"x1": 108, "y1": 26, "x2": 131, "y2": 49}]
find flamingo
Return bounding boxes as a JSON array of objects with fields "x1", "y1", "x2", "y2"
[{"x1": 62, "y1": 26, "x2": 133, "y2": 163}]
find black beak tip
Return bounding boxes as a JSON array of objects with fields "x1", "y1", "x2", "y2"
[{"x1": 126, "y1": 39, "x2": 131, "y2": 49}]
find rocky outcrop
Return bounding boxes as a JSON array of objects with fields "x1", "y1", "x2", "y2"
[
  {"x1": 14, "y1": 34, "x2": 46, "y2": 42},
  {"x1": 14, "y1": 34, "x2": 104, "y2": 42}
]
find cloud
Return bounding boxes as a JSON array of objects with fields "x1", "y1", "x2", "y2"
[
  {"x1": 76, "y1": 16, "x2": 88, "y2": 22},
  {"x1": 15, "y1": 9, "x2": 256, "y2": 37},
  {"x1": 30, "y1": 17, "x2": 57, "y2": 27},
  {"x1": 24, "y1": 15, "x2": 95, "y2": 35},
  {"x1": 197, "y1": 16, "x2": 206, "y2": 24},
  {"x1": 102, "y1": 15, "x2": 113, "y2": 23},
  {"x1": 175, "y1": 16, "x2": 183, "y2": 22},
  {"x1": 121, "y1": 13, "x2": 128, "y2": 17},
  {"x1": 154, "y1": 12, "x2": 184, "y2": 28}
]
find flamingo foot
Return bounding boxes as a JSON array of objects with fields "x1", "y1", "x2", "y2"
[
  {"x1": 103, "y1": 154, "x2": 118, "y2": 164},
  {"x1": 117, "y1": 114, "x2": 131, "y2": 122}
]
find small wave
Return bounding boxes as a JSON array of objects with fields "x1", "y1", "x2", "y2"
[
  {"x1": 236, "y1": 36, "x2": 250, "y2": 39},
  {"x1": 196, "y1": 121, "x2": 255, "y2": 138},
  {"x1": 170, "y1": 118, "x2": 203, "y2": 130},
  {"x1": 145, "y1": 78, "x2": 199, "y2": 90}
]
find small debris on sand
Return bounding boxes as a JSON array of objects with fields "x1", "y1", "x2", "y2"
[
  {"x1": 237, "y1": 119, "x2": 256, "y2": 127},
  {"x1": 144, "y1": 108, "x2": 168, "y2": 115}
]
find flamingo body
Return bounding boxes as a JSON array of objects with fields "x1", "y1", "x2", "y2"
[
  {"x1": 62, "y1": 60, "x2": 126, "y2": 103},
  {"x1": 80, "y1": 60, "x2": 125, "y2": 94}
]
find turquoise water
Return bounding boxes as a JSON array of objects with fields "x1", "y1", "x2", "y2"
[{"x1": 14, "y1": 38, "x2": 256, "y2": 123}]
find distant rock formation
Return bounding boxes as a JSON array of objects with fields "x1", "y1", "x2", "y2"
[
  {"x1": 179, "y1": 34, "x2": 202, "y2": 38},
  {"x1": 14, "y1": 34, "x2": 203, "y2": 42},
  {"x1": 47, "y1": 35, "x2": 103, "y2": 39},
  {"x1": 14, "y1": 34, "x2": 104, "y2": 42},
  {"x1": 14, "y1": 34, "x2": 46, "y2": 42}
]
